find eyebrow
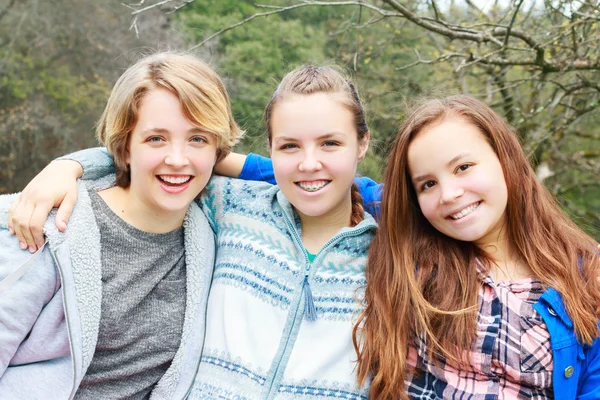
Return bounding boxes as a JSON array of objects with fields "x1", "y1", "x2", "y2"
[
  {"x1": 272, "y1": 132, "x2": 345, "y2": 143},
  {"x1": 411, "y1": 152, "x2": 471, "y2": 184},
  {"x1": 140, "y1": 127, "x2": 212, "y2": 136}
]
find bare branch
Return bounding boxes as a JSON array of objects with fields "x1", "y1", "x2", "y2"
[
  {"x1": 430, "y1": 0, "x2": 443, "y2": 21},
  {"x1": 396, "y1": 51, "x2": 465, "y2": 71},
  {"x1": 189, "y1": 1, "x2": 398, "y2": 51},
  {"x1": 0, "y1": 0, "x2": 16, "y2": 23},
  {"x1": 130, "y1": 0, "x2": 179, "y2": 15},
  {"x1": 129, "y1": 15, "x2": 139, "y2": 38},
  {"x1": 503, "y1": 0, "x2": 525, "y2": 48},
  {"x1": 167, "y1": 0, "x2": 195, "y2": 14}
]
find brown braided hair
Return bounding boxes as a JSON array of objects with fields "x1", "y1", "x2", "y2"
[{"x1": 264, "y1": 65, "x2": 369, "y2": 225}]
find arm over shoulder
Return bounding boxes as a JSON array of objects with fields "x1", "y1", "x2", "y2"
[{"x1": 58, "y1": 147, "x2": 115, "y2": 180}]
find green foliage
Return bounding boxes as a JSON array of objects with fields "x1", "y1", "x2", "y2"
[
  {"x1": 1, "y1": 0, "x2": 598, "y2": 239},
  {"x1": 175, "y1": 1, "x2": 599, "y2": 239},
  {"x1": 178, "y1": 1, "x2": 329, "y2": 154}
]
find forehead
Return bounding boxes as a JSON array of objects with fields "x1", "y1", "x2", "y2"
[
  {"x1": 270, "y1": 92, "x2": 356, "y2": 139},
  {"x1": 407, "y1": 117, "x2": 492, "y2": 170}
]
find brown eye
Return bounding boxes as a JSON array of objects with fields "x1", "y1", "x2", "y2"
[
  {"x1": 421, "y1": 180, "x2": 436, "y2": 191},
  {"x1": 280, "y1": 143, "x2": 298, "y2": 150}
]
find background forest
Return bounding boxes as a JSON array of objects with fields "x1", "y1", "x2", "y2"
[{"x1": 1, "y1": 0, "x2": 599, "y2": 239}]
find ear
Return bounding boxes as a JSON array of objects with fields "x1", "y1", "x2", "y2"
[{"x1": 358, "y1": 131, "x2": 370, "y2": 161}]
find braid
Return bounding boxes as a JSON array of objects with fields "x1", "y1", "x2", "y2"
[{"x1": 350, "y1": 182, "x2": 365, "y2": 226}]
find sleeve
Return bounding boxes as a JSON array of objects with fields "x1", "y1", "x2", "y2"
[
  {"x1": 198, "y1": 176, "x2": 229, "y2": 234},
  {"x1": 239, "y1": 153, "x2": 276, "y2": 184},
  {"x1": 0, "y1": 230, "x2": 58, "y2": 375},
  {"x1": 57, "y1": 147, "x2": 115, "y2": 180},
  {"x1": 577, "y1": 336, "x2": 600, "y2": 399},
  {"x1": 355, "y1": 176, "x2": 383, "y2": 218}
]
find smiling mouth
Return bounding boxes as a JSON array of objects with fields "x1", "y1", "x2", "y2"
[
  {"x1": 157, "y1": 175, "x2": 193, "y2": 186},
  {"x1": 448, "y1": 201, "x2": 482, "y2": 220},
  {"x1": 296, "y1": 180, "x2": 331, "y2": 192}
]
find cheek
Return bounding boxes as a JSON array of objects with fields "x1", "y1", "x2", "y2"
[
  {"x1": 195, "y1": 149, "x2": 218, "y2": 170},
  {"x1": 129, "y1": 148, "x2": 163, "y2": 174},
  {"x1": 416, "y1": 193, "x2": 442, "y2": 225},
  {"x1": 271, "y1": 154, "x2": 297, "y2": 181},
  {"x1": 329, "y1": 152, "x2": 359, "y2": 177}
]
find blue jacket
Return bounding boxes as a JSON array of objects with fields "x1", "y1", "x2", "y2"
[{"x1": 242, "y1": 153, "x2": 600, "y2": 400}]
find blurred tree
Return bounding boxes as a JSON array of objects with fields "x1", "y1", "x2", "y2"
[
  {"x1": 0, "y1": 0, "x2": 182, "y2": 193},
  {"x1": 128, "y1": 0, "x2": 599, "y2": 237}
]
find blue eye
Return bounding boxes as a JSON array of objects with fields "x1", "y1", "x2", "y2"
[
  {"x1": 191, "y1": 136, "x2": 207, "y2": 144},
  {"x1": 147, "y1": 136, "x2": 164, "y2": 143}
]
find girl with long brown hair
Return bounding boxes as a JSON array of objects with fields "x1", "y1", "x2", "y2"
[{"x1": 354, "y1": 95, "x2": 600, "y2": 399}]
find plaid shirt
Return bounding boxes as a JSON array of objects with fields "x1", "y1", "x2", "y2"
[{"x1": 406, "y1": 266, "x2": 554, "y2": 399}]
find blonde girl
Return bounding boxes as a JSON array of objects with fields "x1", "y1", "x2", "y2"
[{"x1": 0, "y1": 52, "x2": 242, "y2": 399}]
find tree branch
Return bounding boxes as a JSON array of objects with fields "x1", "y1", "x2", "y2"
[
  {"x1": 0, "y1": 0, "x2": 16, "y2": 23},
  {"x1": 189, "y1": 1, "x2": 398, "y2": 51}
]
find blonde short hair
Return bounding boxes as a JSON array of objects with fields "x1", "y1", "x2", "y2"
[{"x1": 96, "y1": 52, "x2": 243, "y2": 187}]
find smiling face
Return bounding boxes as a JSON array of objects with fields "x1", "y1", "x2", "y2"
[
  {"x1": 269, "y1": 92, "x2": 368, "y2": 225},
  {"x1": 126, "y1": 87, "x2": 218, "y2": 220},
  {"x1": 407, "y1": 115, "x2": 508, "y2": 248}
]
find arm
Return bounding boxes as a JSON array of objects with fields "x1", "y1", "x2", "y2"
[
  {"x1": 239, "y1": 153, "x2": 276, "y2": 184},
  {"x1": 213, "y1": 153, "x2": 247, "y2": 178},
  {"x1": 8, "y1": 147, "x2": 115, "y2": 251}
]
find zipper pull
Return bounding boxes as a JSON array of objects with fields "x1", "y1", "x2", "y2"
[{"x1": 303, "y1": 275, "x2": 317, "y2": 321}]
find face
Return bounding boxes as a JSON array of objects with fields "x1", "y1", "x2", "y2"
[
  {"x1": 126, "y1": 87, "x2": 218, "y2": 219},
  {"x1": 269, "y1": 92, "x2": 368, "y2": 224},
  {"x1": 407, "y1": 116, "x2": 508, "y2": 248}
]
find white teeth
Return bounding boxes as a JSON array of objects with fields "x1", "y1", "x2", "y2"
[
  {"x1": 297, "y1": 180, "x2": 330, "y2": 192},
  {"x1": 450, "y1": 202, "x2": 481, "y2": 220},
  {"x1": 160, "y1": 175, "x2": 191, "y2": 184}
]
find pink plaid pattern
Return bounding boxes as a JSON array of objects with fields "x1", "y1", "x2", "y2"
[{"x1": 405, "y1": 266, "x2": 553, "y2": 399}]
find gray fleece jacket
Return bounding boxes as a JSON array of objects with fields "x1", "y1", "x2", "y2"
[{"x1": 0, "y1": 178, "x2": 215, "y2": 400}]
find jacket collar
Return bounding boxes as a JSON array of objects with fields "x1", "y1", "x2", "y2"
[
  {"x1": 538, "y1": 287, "x2": 573, "y2": 328},
  {"x1": 274, "y1": 189, "x2": 378, "y2": 236}
]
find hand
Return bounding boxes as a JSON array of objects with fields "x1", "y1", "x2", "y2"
[{"x1": 8, "y1": 160, "x2": 83, "y2": 252}]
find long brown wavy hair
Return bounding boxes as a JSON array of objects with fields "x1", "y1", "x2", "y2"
[{"x1": 353, "y1": 95, "x2": 600, "y2": 399}]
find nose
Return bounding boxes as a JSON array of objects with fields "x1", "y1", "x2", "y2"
[
  {"x1": 164, "y1": 144, "x2": 190, "y2": 168},
  {"x1": 298, "y1": 150, "x2": 322, "y2": 172},
  {"x1": 439, "y1": 180, "x2": 464, "y2": 204}
]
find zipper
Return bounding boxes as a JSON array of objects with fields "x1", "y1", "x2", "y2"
[
  {"x1": 263, "y1": 215, "x2": 374, "y2": 399},
  {"x1": 51, "y1": 249, "x2": 79, "y2": 400}
]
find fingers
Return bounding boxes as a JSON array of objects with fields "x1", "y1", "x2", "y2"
[
  {"x1": 10, "y1": 199, "x2": 37, "y2": 252},
  {"x1": 29, "y1": 201, "x2": 55, "y2": 247},
  {"x1": 56, "y1": 189, "x2": 77, "y2": 232},
  {"x1": 7, "y1": 195, "x2": 21, "y2": 235}
]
